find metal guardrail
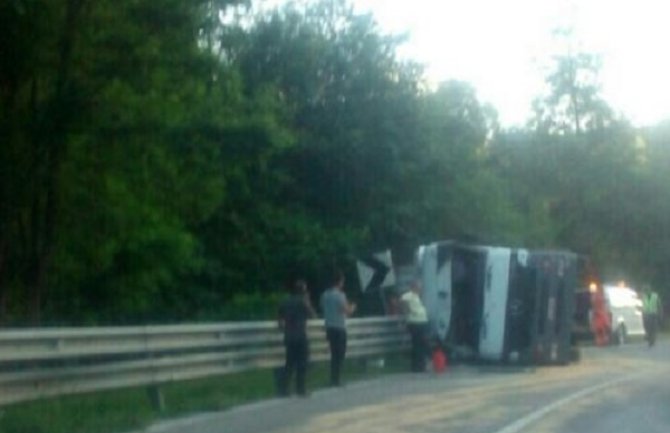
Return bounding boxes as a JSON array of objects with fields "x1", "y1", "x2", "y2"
[{"x1": 0, "y1": 317, "x2": 408, "y2": 406}]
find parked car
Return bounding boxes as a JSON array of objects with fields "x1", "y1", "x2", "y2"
[{"x1": 603, "y1": 285, "x2": 645, "y2": 344}]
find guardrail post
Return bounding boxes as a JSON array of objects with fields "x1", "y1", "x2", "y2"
[
  {"x1": 147, "y1": 385, "x2": 165, "y2": 413},
  {"x1": 358, "y1": 357, "x2": 369, "y2": 373}
]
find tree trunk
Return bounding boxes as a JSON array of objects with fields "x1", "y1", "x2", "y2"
[
  {"x1": 27, "y1": 0, "x2": 87, "y2": 325},
  {"x1": 0, "y1": 236, "x2": 7, "y2": 325}
]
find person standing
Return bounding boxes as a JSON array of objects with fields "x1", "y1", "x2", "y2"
[
  {"x1": 278, "y1": 279, "x2": 316, "y2": 396},
  {"x1": 320, "y1": 270, "x2": 356, "y2": 387},
  {"x1": 401, "y1": 281, "x2": 429, "y2": 372},
  {"x1": 590, "y1": 288, "x2": 611, "y2": 346},
  {"x1": 641, "y1": 284, "x2": 662, "y2": 347}
]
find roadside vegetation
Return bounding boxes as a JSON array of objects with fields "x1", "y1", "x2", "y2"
[
  {"x1": 2, "y1": 0, "x2": 669, "y2": 326},
  {"x1": 0, "y1": 355, "x2": 405, "y2": 433}
]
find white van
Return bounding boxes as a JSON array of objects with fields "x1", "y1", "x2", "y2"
[{"x1": 603, "y1": 285, "x2": 645, "y2": 344}]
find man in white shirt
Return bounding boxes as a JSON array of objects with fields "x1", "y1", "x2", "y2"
[
  {"x1": 401, "y1": 280, "x2": 429, "y2": 372},
  {"x1": 320, "y1": 270, "x2": 356, "y2": 386}
]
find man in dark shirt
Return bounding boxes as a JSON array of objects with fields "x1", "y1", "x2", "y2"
[{"x1": 278, "y1": 279, "x2": 316, "y2": 396}]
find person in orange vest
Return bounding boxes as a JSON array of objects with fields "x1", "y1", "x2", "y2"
[{"x1": 590, "y1": 288, "x2": 611, "y2": 346}]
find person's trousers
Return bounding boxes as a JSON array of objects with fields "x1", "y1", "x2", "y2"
[
  {"x1": 643, "y1": 313, "x2": 659, "y2": 346},
  {"x1": 282, "y1": 338, "x2": 309, "y2": 395},
  {"x1": 407, "y1": 322, "x2": 429, "y2": 372},
  {"x1": 326, "y1": 327, "x2": 347, "y2": 386}
]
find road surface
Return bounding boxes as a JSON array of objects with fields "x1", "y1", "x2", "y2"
[{"x1": 136, "y1": 341, "x2": 669, "y2": 433}]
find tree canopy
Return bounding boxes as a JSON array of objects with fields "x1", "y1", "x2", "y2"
[{"x1": 1, "y1": 0, "x2": 668, "y2": 325}]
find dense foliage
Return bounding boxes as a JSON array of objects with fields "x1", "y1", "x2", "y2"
[{"x1": 1, "y1": 0, "x2": 668, "y2": 325}]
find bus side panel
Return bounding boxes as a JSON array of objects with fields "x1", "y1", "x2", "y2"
[
  {"x1": 434, "y1": 243, "x2": 453, "y2": 342},
  {"x1": 556, "y1": 255, "x2": 577, "y2": 364},
  {"x1": 479, "y1": 248, "x2": 511, "y2": 360},
  {"x1": 449, "y1": 247, "x2": 487, "y2": 358},
  {"x1": 531, "y1": 252, "x2": 577, "y2": 364},
  {"x1": 503, "y1": 250, "x2": 538, "y2": 364},
  {"x1": 418, "y1": 242, "x2": 454, "y2": 342}
]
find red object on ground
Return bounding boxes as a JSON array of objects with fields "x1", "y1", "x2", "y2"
[{"x1": 432, "y1": 349, "x2": 447, "y2": 373}]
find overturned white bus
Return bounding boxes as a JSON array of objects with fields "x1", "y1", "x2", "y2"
[{"x1": 416, "y1": 242, "x2": 577, "y2": 365}]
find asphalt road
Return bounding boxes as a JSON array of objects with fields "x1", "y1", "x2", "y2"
[{"x1": 137, "y1": 341, "x2": 669, "y2": 433}]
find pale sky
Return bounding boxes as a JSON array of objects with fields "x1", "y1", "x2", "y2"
[
  {"x1": 352, "y1": 0, "x2": 670, "y2": 127},
  {"x1": 256, "y1": 0, "x2": 670, "y2": 127}
]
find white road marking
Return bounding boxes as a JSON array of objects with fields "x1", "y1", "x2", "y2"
[{"x1": 492, "y1": 373, "x2": 643, "y2": 433}]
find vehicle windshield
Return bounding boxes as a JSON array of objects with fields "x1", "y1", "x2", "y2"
[{"x1": 606, "y1": 287, "x2": 641, "y2": 308}]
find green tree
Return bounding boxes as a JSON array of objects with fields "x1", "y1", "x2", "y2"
[
  {"x1": 531, "y1": 51, "x2": 614, "y2": 135},
  {"x1": 1, "y1": 0, "x2": 248, "y2": 324},
  {"x1": 415, "y1": 81, "x2": 528, "y2": 245},
  {"x1": 503, "y1": 41, "x2": 661, "y2": 287},
  {"x1": 228, "y1": 0, "x2": 425, "y2": 252}
]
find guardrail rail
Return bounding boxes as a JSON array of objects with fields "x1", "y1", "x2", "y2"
[{"x1": 0, "y1": 317, "x2": 408, "y2": 406}]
